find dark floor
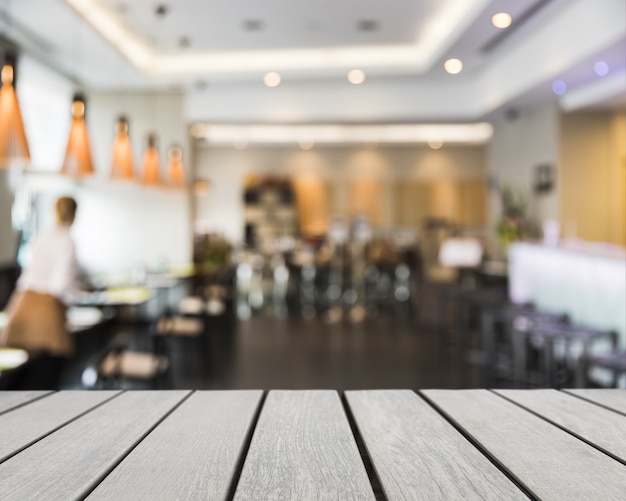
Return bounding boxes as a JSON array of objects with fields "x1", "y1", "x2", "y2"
[{"x1": 56, "y1": 305, "x2": 487, "y2": 391}]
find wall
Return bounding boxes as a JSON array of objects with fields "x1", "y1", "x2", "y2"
[
  {"x1": 560, "y1": 110, "x2": 626, "y2": 245},
  {"x1": 487, "y1": 101, "x2": 561, "y2": 242},
  {"x1": 194, "y1": 144, "x2": 487, "y2": 244}
]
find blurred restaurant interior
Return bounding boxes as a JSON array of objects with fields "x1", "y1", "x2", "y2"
[{"x1": 0, "y1": 0, "x2": 624, "y2": 390}]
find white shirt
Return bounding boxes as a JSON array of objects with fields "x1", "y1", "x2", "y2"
[{"x1": 17, "y1": 225, "x2": 78, "y2": 304}]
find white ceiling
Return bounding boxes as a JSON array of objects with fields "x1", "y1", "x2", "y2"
[{"x1": 2, "y1": 0, "x2": 625, "y2": 123}]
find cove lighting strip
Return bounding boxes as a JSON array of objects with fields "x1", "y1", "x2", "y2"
[
  {"x1": 64, "y1": 0, "x2": 490, "y2": 76},
  {"x1": 191, "y1": 123, "x2": 494, "y2": 145}
]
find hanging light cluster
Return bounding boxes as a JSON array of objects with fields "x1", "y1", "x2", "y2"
[
  {"x1": 167, "y1": 145, "x2": 186, "y2": 187},
  {"x1": 110, "y1": 116, "x2": 134, "y2": 180},
  {"x1": 60, "y1": 93, "x2": 95, "y2": 176},
  {"x1": 109, "y1": 117, "x2": 187, "y2": 188},
  {"x1": 142, "y1": 133, "x2": 160, "y2": 186},
  {"x1": 0, "y1": 53, "x2": 29, "y2": 168},
  {"x1": 0, "y1": 52, "x2": 187, "y2": 188}
]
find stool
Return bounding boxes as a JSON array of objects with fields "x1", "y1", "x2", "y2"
[
  {"x1": 577, "y1": 349, "x2": 626, "y2": 388},
  {"x1": 480, "y1": 304, "x2": 562, "y2": 386},
  {"x1": 514, "y1": 320, "x2": 618, "y2": 388}
]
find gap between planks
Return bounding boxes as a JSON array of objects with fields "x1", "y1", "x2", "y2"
[
  {"x1": 417, "y1": 390, "x2": 538, "y2": 501},
  {"x1": 224, "y1": 391, "x2": 267, "y2": 501},
  {"x1": 490, "y1": 389, "x2": 626, "y2": 467},
  {"x1": 78, "y1": 390, "x2": 194, "y2": 500}
]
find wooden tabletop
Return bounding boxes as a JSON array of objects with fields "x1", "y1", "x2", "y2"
[{"x1": 0, "y1": 389, "x2": 624, "y2": 500}]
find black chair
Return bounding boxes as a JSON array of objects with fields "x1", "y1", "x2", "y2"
[
  {"x1": 513, "y1": 318, "x2": 618, "y2": 388},
  {"x1": 577, "y1": 349, "x2": 626, "y2": 388},
  {"x1": 478, "y1": 303, "x2": 565, "y2": 387}
]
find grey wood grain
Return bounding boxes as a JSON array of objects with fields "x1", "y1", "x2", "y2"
[
  {"x1": 496, "y1": 389, "x2": 626, "y2": 462},
  {"x1": 0, "y1": 390, "x2": 119, "y2": 462},
  {"x1": 234, "y1": 390, "x2": 375, "y2": 501},
  {"x1": 423, "y1": 389, "x2": 626, "y2": 501},
  {"x1": 346, "y1": 390, "x2": 527, "y2": 500},
  {"x1": 0, "y1": 391, "x2": 51, "y2": 414},
  {"x1": 0, "y1": 390, "x2": 189, "y2": 501},
  {"x1": 87, "y1": 390, "x2": 263, "y2": 501},
  {"x1": 565, "y1": 389, "x2": 626, "y2": 415}
]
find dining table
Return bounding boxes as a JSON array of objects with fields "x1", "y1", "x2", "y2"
[{"x1": 0, "y1": 389, "x2": 624, "y2": 500}]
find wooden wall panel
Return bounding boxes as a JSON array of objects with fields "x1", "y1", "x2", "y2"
[
  {"x1": 395, "y1": 182, "x2": 431, "y2": 227},
  {"x1": 459, "y1": 180, "x2": 487, "y2": 227},
  {"x1": 293, "y1": 178, "x2": 330, "y2": 236},
  {"x1": 292, "y1": 178, "x2": 487, "y2": 233}
]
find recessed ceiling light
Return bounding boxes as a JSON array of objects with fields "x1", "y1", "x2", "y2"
[
  {"x1": 491, "y1": 12, "x2": 512, "y2": 29},
  {"x1": 154, "y1": 4, "x2": 168, "y2": 17},
  {"x1": 190, "y1": 123, "x2": 207, "y2": 138},
  {"x1": 444, "y1": 58, "x2": 463, "y2": 75},
  {"x1": 357, "y1": 20, "x2": 378, "y2": 32},
  {"x1": 264, "y1": 72, "x2": 281, "y2": 87},
  {"x1": 348, "y1": 69, "x2": 366, "y2": 85},
  {"x1": 299, "y1": 138, "x2": 314, "y2": 150},
  {"x1": 552, "y1": 80, "x2": 567, "y2": 95},
  {"x1": 594, "y1": 61, "x2": 609, "y2": 76},
  {"x1": 428, "y1": 138, "x2": 444, "y2": 150},
  {"x1": 243, "y1": 19, "x2": 264, "y2": 31},
  {"x1": 64, "y1": 1, "x2": 490, "y2": 76}
]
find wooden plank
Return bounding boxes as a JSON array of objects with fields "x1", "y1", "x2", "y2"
[
  {"x1": 496, "y1": 389, "x2": 626, "y2": 462},
  {"x1": 565, "y1": 389, "x2": 626, "y2": 415},
  {"x1": 423, "y1": 390, "x2": 626, "y2": 500},
  {"x1": 234, "y1": 390, "x2": 374, "y2": 500},
  {"x1": 88, "y1": 390, "x2": 263, "y2": 501},
  {"x1": 0, "y1": 391, "x2": 51, "y2": 414},
  {"x1": 0, "y1": 390, "x2": 189, "y2": 500},
  {"x1": 0, "y1": 390, "x2": 119, "y2": 462},
  {"x1": 346, "y1": 390, "x2": 527, "y2": 500}
]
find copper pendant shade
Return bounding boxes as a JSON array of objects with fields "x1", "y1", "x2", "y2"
[
  {"x1": 0, "y1": 55, "x2": 30, "y2": 168},
  {"x1": 60, "y1": 93, "x2": 95, "y2": 176},
  {"x1": 142, "y1": 133, "x2": 161, "y2": 186},
  {"x1": 167, "y1": 145, "x2": 186, "y2": 187},
  {"x1": 110, "y1": 116, "x2": 134, "y2": 180}
]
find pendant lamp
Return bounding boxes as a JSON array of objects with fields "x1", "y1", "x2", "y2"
[
  {"x1": 110, "y1": 116, "x2": 134, "y2": 180},
  {"x1": 60, "y1": 93, "x2": 95, "y2": 176},
  {"x1": 142, "y1": 133, "x2": 160, "y2": 186},
  {"x1": 167, "y1": 145, "x2": 186, "y2": 187},
  {"x1": 0, "y1": 54, "x2": 30, "y2": 168}
]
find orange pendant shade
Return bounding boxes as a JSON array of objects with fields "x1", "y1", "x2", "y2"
[
  {"x1": 167, "y1": 145, "x2": 186, "y2": 187},
  {"x1": 142, "y1": 134, "x2": 160, "y2": 186},
  {"x1": 110, "y1": 116, "x2": 134, "y2": 180},
  {"x1": 60, "y1": 93, "x2": 95, "y2": 176},
  {"x1": 0, "y1": 61, "x2": 30, "y2": 167}
]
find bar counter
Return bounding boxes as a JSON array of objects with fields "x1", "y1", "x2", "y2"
[
  {"x1": 0, "y1": 389, "x2": 625, "y2": 500},
  {"x1": 508, "y1": 242, "x2": 626, "y2": 348}
]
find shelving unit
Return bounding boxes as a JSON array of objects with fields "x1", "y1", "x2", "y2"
[{"x1": 243, "y1": 178, "x2": 298, "y2": 250}]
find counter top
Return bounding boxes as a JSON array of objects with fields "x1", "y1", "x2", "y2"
[{"x1": 0, "y1": 389, "x2": 624, "y2": 500}]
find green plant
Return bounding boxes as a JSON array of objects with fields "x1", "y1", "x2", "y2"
[
  {"x1": 194, "y1": 234, "x2": 232, "y2": 277},
  {"x1": 496, "y1": 185, "x2": 533, "y2": 248}
]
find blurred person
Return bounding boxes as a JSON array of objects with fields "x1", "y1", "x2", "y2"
[{"x1": 0, "y1": 196, "x2": 80, "y2": 389}]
